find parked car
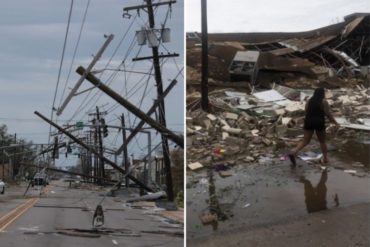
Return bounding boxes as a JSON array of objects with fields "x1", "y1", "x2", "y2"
[
  {"x1": 32, "y1": 173, "x2": 49, "y2": 186},
  {"x1": 0, "y1": 179, "x2": 5, "y2": 194}
]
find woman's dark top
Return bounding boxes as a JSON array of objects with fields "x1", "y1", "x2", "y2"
[{"x1": 304, "y1": 98, "x2": 325, "y2": 131}]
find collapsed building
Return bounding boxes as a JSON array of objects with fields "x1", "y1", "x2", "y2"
[{"x1": 187, "y1": 13, "x2": 370, "y2": 89}]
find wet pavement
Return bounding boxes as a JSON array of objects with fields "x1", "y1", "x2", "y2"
[{"x1": 186, "y1": 136, "x2": 370, "y2": 240}]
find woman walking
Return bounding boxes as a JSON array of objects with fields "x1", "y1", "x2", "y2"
[{"x1": 289, "y1": 87, "x2": 339, "y2": 166}]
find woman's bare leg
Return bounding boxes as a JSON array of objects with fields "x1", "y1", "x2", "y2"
[
  {"x1": 292, "y1": 130, "x2": 314, "y2": 156},
  {"x1": 316, "y1": 130, "x2": 328, "y2": 163},
  {"x1": 288, "y1": 130, "x2": 314, "y2": 166}
]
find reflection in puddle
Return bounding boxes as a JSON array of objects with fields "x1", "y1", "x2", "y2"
[
  {"x1": 188, "y1": 160, "x2": 369, "y2": 240},
  {"x1": 300, "y1": 169, "x2": 332, "y2": 213},
  {"x1": 201, "y1": 168, "x2": 229, "y2": 231},
  {"x1": 338, "y1": 138, "x2": 370, "y2": 167}
]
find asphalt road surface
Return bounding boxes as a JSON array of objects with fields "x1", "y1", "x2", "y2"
[{"x1": 0, "y1": 180, "x2": 183, "y2": 247}]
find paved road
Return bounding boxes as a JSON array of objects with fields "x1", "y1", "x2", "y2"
[{"x1": 0, "y1": 181, "x2": 183, "y2": 247}]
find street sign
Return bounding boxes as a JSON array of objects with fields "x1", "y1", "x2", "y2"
[{"x1": 76, "y1": 121, "x2": 84, "y2": 129}]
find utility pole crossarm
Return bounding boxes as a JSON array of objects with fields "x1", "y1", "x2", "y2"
[
  {"x1": 132, "y1": 53, "x2": 179, "y2": 62},
  {"x1": 56, "y1": 34, "x2": 114, "y2": 116},
  {"x1": 123, "y1": 1, "x2": 176, "y2": 12},
  {"x1": 76, "y1": 66, "x2": 184, "y2": 148}
]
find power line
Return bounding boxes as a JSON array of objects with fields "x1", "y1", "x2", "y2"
[
  {"x1": 58, "y1": 0, "x2": 91, "y2": 109},
  {"x1": 65, "y1": 14, "x2": 140, "y2": 124},
  {"x1": 49, "y1": 0, "x2": 74, "y2": 144}
]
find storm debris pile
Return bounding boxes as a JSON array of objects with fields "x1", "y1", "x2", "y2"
[
  {"x1": 187, "y1": 84, "x2": 370, "y2": 172},
  {"x1": 187, "y1": 13, "x2": 370, "y2": 174}
]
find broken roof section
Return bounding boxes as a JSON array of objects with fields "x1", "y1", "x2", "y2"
[
  {"x1": 186, "y1": 13, "x2": 369, "y2": 89},
  {"x1": 203, "y1": 13, "x2": 369, "y2": 82}
]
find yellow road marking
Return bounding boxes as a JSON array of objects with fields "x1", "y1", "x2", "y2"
[
  {"x1": 0, "y1": 185, "x2": 53, "y2": 232},
  {"x1": 0, "y1": 198, "x2": 39, "y2": 232}
]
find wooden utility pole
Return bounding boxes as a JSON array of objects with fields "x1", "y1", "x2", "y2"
[
  {"x1": 201, "y1": 0, "x2": 209, "y2": 111},
  {"x1": 122, "y1": 0, "x2": 179, "y2": 201},
  {"x1": 121, "y1": 114, "x2": 129, "y2": 188},
  {"x1": 145, "y1": 0, "x2": 174, "y2": 201},
  {"x1": 34, "y1": 111, "x2": 153, "y2": 192}
]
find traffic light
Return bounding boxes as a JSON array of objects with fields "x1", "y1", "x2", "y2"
[
  {"x1": 67, "y1": 143, "x2": 72, "y2": 153},
  {"x1": 52, "y1": 137, "x2": 59, "y2": 159},
  {"x1": 100, "y1": 118, "x2": 108, "y2": 138}
]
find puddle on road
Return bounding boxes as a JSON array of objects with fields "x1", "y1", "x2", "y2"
[
  {"x1": 335, "y1": 137, "x2": 370, "y2": 167},
  {"x1": 187, "y1": 142, "x2": 370, "y2": 240}
]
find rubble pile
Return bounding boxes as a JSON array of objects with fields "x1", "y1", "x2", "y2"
[
  {"x1": 186, "y1": 13, "x2": 370, "y2": 174},
  {"x1": 187, "y1": 84, "x2": 370, "y2": 173}
]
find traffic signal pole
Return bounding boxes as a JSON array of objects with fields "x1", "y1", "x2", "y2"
[
  {"x1": 34, "y1": 111, "x2": 153, "y2": 192},
  {"x1": 96, "y1": 106, "x2": 105, "y2": 184}
]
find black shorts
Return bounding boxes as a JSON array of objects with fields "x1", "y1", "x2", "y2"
[{"x1": 304, "y1": 117, "x2": 325, "y2": 131}]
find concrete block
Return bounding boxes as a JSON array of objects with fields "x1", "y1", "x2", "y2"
[
  {"x1": 225, "y1": 112, "x2": 238, "y2": 120},
  {"x1": 207, "y1": 114, "x2": 217, "y2": 121},
  {"x1": 188, "y1": 162, "x2": 204, "y2": 171},
  {"x1": 219, "y1": 170, "x2": 232, "y2": 178}
]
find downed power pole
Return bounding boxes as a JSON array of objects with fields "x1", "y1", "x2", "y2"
[
  {"x1": 34, "y1": 111, "x2": 153, "y2": 192},
  {"x1": 115, "y1": 78, "x2": 178, "y2": 155},
  {"x1": 76, "y1": 66, "x2": 184, "y2": 148}
]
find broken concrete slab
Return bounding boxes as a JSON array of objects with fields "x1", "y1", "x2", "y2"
[
  {"x1": 253, "y1": 89, "x2": 286, "y2": 102},
  {"x1": 225, "y1": 112, "x2": 239, "y2": 120},
  {"x1": 188, "y1": 162, "x2": 204, "y2": 171},
  {"x1": 207, "y1": 114, "x2": 217, "y2": 121},
  {"x1": 222, "y1": 126, "x2": 242, "y2": 134},
  {"x1": 219, "y1": 170, "x2": 233, "y2": 178}
]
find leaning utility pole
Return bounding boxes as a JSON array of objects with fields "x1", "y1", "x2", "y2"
[
  {"x1": 56, "y1": 34, "x2": 114, "y2": 116},
  {"x1": 121, "y1": 114, "x2": 129, "y2": 188},
  {"x1": 201, "y1": 0, "x2": 209, "y2": 111},
  {"x1": 76, "y1": 67, "x2": 184, "y2": 148},
  {"x1": 115, "y1": 78, "x2": 178, "y2": 155}
]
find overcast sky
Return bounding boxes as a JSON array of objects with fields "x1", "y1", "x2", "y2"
[
  {"x1": 0, "y1": 0, "x2": 184, "y2": 166},
  {"x1": 185, "y1": 0, "x2": 370, "y2": 32}
]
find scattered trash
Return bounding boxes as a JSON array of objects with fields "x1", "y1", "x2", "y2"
[
  {"x1": 126, "y1": 191, "x2": 167, "y2": 203},
  {"x1": 199, "y1": 213, "x2": 218, "y2": 225},
  {"x1": 343, "y1": 169, "x2": 357, "y2": 174},
  {"x1": 243, "y1": 203, "x2": 251, "y2": 208},
  {"x1": 298, "y1": 153, "x2": 323, "y2": 161},
  {"x1": 351, "y1": 162, "x2": 365, "y2": 168}
]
